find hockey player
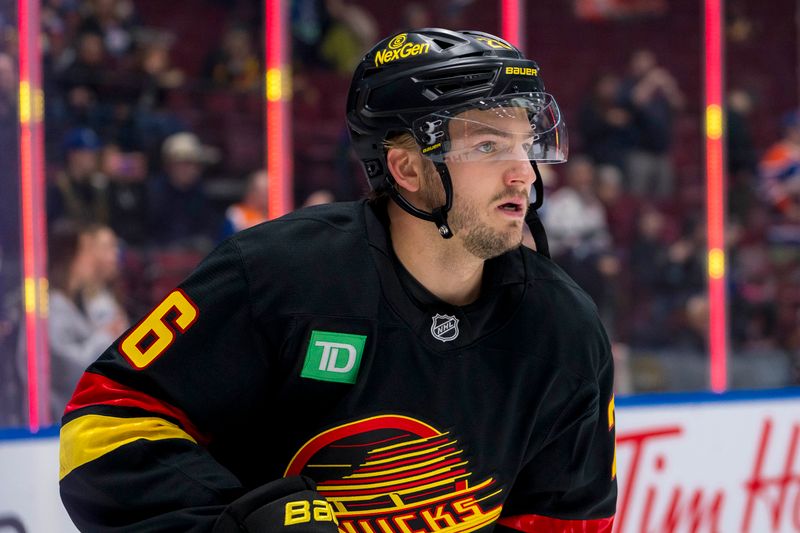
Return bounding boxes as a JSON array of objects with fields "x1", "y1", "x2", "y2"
[{"x1": 59, "y1": 28, "x2": 616, "y2": 532}]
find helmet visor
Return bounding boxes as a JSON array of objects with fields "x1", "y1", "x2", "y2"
[{"x1": 413, "y1": 92, "x2": 567, "y2": 164}]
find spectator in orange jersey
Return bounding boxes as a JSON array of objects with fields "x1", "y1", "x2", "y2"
[
  {"x1": 220, "y1": 169, "x2": 269, "y2": 238},
  {"x1": 759, "y1": 110, "x2": 800, "y2": 222}
]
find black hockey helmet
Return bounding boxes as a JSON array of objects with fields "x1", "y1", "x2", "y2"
[{"x1": 346, "y1": 28, "x2": 567, "y2": 245}]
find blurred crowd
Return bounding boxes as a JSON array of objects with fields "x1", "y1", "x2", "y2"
[
  {"x1": 0, "y1": 0, "x2": 799, "y2": 425},
  {"x1": 562, "y1": 50, "x2": 800, "y2": 392}
]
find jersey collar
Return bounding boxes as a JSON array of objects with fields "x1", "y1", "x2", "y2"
[{"x1": 363, "y1": 200, "x2": 528, "y2": 351}]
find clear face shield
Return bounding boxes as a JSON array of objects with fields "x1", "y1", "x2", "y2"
[{"x1": 413, "y1": 92, "x2": 568, "y2": 166}]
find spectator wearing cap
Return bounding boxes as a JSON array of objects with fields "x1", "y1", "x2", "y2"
[
  {"x1": 759, "y1": 110, "x2": 800, "y2": 223},
  {"x1": 47, "y1": 127, "x2": 112, "y2": 228},
  {"x1": 147, "y1": 132, "x2": 220, "y2": 250}
]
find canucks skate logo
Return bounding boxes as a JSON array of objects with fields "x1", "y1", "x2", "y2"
[
  {"x1": 285, "y1": 415, "x2": 504, "y2": 533},
  {"x1": 431, "y1": 314, "x2": 459, "y2": 342}
]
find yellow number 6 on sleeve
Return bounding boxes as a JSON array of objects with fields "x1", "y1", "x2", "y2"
[{"x1": 120, "y1": 289, "x2": 199, "y2": 369}]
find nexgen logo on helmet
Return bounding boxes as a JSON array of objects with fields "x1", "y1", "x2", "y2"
[{"x1": 374, "y1": 34, "x2": 431, "y2": 67}]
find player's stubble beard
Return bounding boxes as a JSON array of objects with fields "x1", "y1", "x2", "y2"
[{"x1": 420, "y1": 163, "x2": 524, "y2": 260}]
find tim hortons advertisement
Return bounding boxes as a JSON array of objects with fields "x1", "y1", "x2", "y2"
[
  {"x1": 614, "y1": 393, "x2": 800, "y2": 533},
  {"x1": 1, "y1": 392, "x2": 799, "y2": 533}
]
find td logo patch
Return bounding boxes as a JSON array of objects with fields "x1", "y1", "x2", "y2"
[{"x1": 301, "y1": 330, "x2": 367, "y2": 384}]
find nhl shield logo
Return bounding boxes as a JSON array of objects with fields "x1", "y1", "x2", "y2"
[{"x1": 430, "y1": 314, "x2": 459, "y2": 342}]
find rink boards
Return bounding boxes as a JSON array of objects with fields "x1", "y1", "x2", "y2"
[{"x1": 2, "y1": 388, "x2": 800, "y2": 533}]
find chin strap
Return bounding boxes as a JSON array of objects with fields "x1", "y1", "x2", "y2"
[
  {"x1": 525, "y1": 162, "x2": 550, "y2": 258},
  {"x1": 431, "y1": 162, "x2": 454, "y2": 238},
  {"x1": 525, "y1": 207, "x2": 550, "y2": 258},
  {"x1": 386, "y1": 161, "x2": 455, "y2": 239}
]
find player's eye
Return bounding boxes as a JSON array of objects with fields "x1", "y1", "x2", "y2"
[{"x1": 476, "y1": 141, "x2": 496, "y2": 154}]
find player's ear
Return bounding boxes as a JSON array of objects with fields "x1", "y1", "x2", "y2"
[{"x1": 386, "y1": 147, "x2": 422, "y2": 194}]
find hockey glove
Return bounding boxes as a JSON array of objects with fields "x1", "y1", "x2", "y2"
[{"x1": 213, "y1": 475, "x2": 339, "y2": 532}]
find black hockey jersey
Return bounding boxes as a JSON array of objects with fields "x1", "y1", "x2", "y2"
[{"x1": 59, "y1": 201, "x2": 616, "y2": 532}]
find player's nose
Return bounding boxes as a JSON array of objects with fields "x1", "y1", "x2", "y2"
[{"x1": 503, "y1": 157, "x2": 535, "y2": 188}]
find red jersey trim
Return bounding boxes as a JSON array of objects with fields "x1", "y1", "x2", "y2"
[
  {"x1": 497, "y1": 514, "x2": 614, "y2": 533},
  {"x1": 64, "y1": 372, "x2": 210, "y2": 445}
]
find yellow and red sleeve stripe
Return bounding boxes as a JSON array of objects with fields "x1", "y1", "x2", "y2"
[
  {"x1": 497, "y1": 514, "x2": 614, "y2": 533},
  {"x1": 60, "y1": 372, "x2": 210, "y2": 480},
  {"x1": 64, "y1": 372, "x2": 209, "y2": 444},
  {"x1": 60, "y1": 414, "x2": 195, "y2": 480}
]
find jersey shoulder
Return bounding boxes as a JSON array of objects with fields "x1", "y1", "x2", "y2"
[
  {"x1": 521, "y1": 246, "x2": 595, "y2": 312},
  {"x1": 230, "y1": 201, "x2": 379, "y2": 317},
  {"x1": 517, "y1": 247, "x2": 612, "y2": 381}
]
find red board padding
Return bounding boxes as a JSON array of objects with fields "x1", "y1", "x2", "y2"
[{"x1": 497, "y1": 514, "x2": 614, "y2": 533}]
